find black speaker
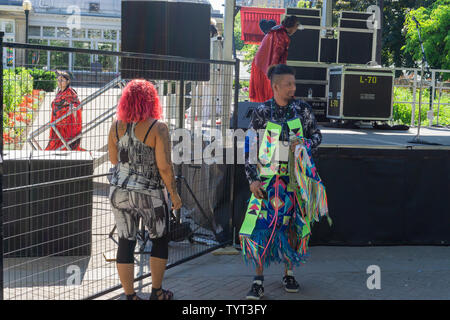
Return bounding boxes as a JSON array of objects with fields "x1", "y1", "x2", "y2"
[
  {"x1": 230, "y1": 102, "x2": 261, "y2": 129},
  {"x1": 287, "y1": 29, "x2": 320, "y2": 62},
  {"x1": 290, "y1": 66, "x2": 327, "y2": 81},
  {"x1": 286, "y1": 8, "x2": 321, "y2": 17},
  {"x1": 338, "y1": 11, "x2": 374, "y2": 65},
  {"x1": 3, "y1": 151, "x2": 93, "y2": 257},
  {"x1": 338, "y1": 31, "x2": 373, "y2": 64},
  {"x1": 3, "y1": 152, "x2": 31, "y2": 257},
  {"x1": 295, "y1": 83, "x2": 326, "y2": 98},
  {"x1": 320, "y1": 38, "x2": 337, "y2": 63},
  {"x1": 340, "y1": 11, "x2": 374, "y2": 25},
  {"x1": 288, "y1": 65, "x2": 328, "y2": 122},
  {"x1": 285, "y1": 8, "x2": 321, "y2": 26},
  {"x1": 289, "y1": 65, "x2": 327, "y2": 99},
  {"x1": 121, "y1": 1, "x2": 211, "y2": 81},
  {"x1": 29, "y1": 153, "x2": 93, "y2": 257}
]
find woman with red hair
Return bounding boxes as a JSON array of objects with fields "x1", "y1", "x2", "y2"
[{"x1": 108, "y1": 79, "x2": 181, "y2": 300}]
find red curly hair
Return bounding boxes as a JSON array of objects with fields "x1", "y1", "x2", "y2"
[{"x1": 116, "y1": 79, "x2": 162, "y2": 123}]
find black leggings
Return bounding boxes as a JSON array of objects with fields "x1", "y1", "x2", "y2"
[{"x1": 116, "y1": 234, "x2": 169, "y2": 264}]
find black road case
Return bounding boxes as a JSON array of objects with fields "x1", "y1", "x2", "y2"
[
  {"x1": 327, "y1": 66, "x2": 394, "y2": 121},
  {"x1": 287, "y1": 62, "x2": 329, "y2": 122}
]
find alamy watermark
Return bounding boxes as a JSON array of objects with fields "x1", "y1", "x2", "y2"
[
  {"x1": 366, "y1": 265, "x2": 381, "y2": 290},
  {"x1": 66, "y1": 6, "x2": 81, "y2": 30},
  {"x1": 66, "y1": 265, "x2": 81, "y2": 286},
  {"x1": 170, "y1": 128, "x2": 295, "y2": 166},
  {"x1": 366, "y1": 5, "x2": 381, "y2": 30}
]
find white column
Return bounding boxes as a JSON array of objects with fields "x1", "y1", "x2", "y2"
[{"x1": 223, "y1": 0, "x2": 234, "y2": 60}]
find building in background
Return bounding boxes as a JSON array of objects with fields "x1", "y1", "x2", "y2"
[
  {"x1": 0, "y1": 0, "x2": 223, "y2": 71},
  {"x1": 0, "y1": 0, "x2": 121, "y2": 71}
]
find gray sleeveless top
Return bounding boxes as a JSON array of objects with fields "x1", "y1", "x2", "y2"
[{"x1": 110, "y1": 121, "x2": 164, "y2": 191}]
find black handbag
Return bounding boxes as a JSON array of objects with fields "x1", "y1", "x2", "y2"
[{"x1": 168, "y1": 211, "x2": 192, "y2": 242}]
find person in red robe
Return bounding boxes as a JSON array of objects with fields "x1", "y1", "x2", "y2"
[
  {"x1": 45, "y1": 71, "x2": 83, "y2": 151},
  {"x1": 249, "y1": 16, "x2": 300, "y2": 103}
]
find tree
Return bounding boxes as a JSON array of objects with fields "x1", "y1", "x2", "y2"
[
  {"x1": 234, "y1": 12, "x2": 245, "y2": 52},
  {"x1": 382, "y1": 0, "x2": 437, "y2": 68},
  {"x1": 402, "y1": 0, "x2": 450, "y2": 75}
]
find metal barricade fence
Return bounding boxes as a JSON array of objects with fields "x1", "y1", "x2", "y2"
[
  {"x1": 237, "y1": 60, "x2": 450, "y2": 128},
  {"x1": 0, "y1": 37, "x2": 240, "y2": 300}
]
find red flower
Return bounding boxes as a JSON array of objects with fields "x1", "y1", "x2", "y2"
[
  {"x1": 3, "y1": 133, "x2": 13, "y2": 143},
  {"x1": 15, "y1": 114, "x2": 25, "y2": 122}
]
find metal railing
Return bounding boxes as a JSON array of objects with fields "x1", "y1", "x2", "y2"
[
  {"x1": 237, "y1": 59, "x2": 450, "y2": 127},
  {"x1": 1, "y1": 39, "x2": 240, "y2": 300},
  {"x1": 27, "y1": 76, "x2": 127, "y2": 151}
]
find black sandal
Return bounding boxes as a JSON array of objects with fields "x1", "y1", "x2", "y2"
[
  {"x1": 126, "y1": 292, "x2": 143, "y2": 300},
  {"x1": 150, "y1": 287, "x2": 174, "y2": 300}
]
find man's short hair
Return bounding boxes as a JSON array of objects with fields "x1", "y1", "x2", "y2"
[{"x1": 267, "y1": 64, "x2": 295, "y2": 85}]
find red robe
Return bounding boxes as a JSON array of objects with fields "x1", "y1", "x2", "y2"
[
  {"x1": 45, "y1": 87, "x2": 83, "y2": 151},
  {"x1": 249, "y1": 26, "x2": 291, "y2": 103}
]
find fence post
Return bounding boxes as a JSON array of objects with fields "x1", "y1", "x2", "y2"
[
  {"x1": 411, "y1": 69, "x2": 417, "y2": 126},
  {"x1": 0, "y1": 31, "x2": 5, "y2": 301},
  {"x1": 176, "y1": 78, "x2": 185, "y2": 224},
  {"x1": 230, "y1": 58, "x2": 240, "y2": 246}
]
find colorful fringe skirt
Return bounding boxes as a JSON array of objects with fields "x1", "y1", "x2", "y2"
[{"x1": 240, "y1": 174, "x2": 310, "y2": 269}]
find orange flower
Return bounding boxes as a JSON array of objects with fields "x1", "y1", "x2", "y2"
[
  {"x1": 3, "y1": 133, "x2": 13, "y2": 143},
  {"x1": 15, "y1": 114, "x2": 25, "y2": 122}
]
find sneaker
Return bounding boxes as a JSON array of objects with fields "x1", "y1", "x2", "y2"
[
  {"x1": 246, "y1": 281, "x2": 264, "y2": 300},
  {"x1": 283, "y1": 275, "x2": 300, "y2": 293}
]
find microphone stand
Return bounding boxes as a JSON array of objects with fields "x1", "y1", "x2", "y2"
[{"x1": 408, "y1": 18, "x2": 441, "y2": 145}]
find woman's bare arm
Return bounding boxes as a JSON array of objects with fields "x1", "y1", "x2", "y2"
[
  {"x1": 154, "y1": 122, "x2": 177, "y2": 196},
  {"x1": 108, "y1": 120, "x2": 119, "y2": 165}
]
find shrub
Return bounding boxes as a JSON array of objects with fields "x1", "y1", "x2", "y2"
[
  {"x1": 393, "y1": 87, "x2": 450, "y2": 126},
  {"x1": 3, "y1": 68, "x2": 33, "y2": 113},
  {"x1": 28, "y1": 69, "x2": 58, "y2": 92}
]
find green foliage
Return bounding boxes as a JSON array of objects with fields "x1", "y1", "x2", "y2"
[
  {"x1": 297, "y1": 0, "x2": 323, "y2": 8},
  {"x1": 234, "y1": 12, "x2": 245, "y2": 52},
  {"x1": 9, "y1": 67, "x2": 57, "y2": 92},
  {"x1": 402, "y1": 0, "x2": 450, "y2": 77},
  {"x1": 393, "y1": 86, "x2": 450, "y2": 126},
  {"x1": 235, "y1": 0, "x2": 449, "y2": 74},
  {"x1": 242, "y1": 44, "x2": 258, "y2": 72},
  {"x1": 28, "y1": 69, "x2": 58, "y2": 92},
  {"x1": 3, "y1": 68, "x2": 33, "y2": 115},
  {"x1": 381, "y1": 0, "x2": 435, "y2": 68},
  {"x1": 328, "y1": 0, "x2": 441, "y2": 69},
  {"x1": 297, "y1": 1, "x2": 311, "y2": 8},
  {"x1": 239, "y1": 80, "x2": 250, "y2": 100}
]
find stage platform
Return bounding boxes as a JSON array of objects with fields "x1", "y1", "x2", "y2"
[
  {"x1": 232, "y1": 125, "x2": 450, "y2": 246},
  {"x1": 319, "y1": 126, "x2": 450, "y2": 148}
]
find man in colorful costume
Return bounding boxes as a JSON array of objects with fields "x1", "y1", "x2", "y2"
[{"x1": 240, "y1": 64, "x2": 331, "y2": 300}]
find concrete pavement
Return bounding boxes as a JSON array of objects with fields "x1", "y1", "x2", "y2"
[{"x1": 104, "y1": 245, "x2": 450, "y2": 300}]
